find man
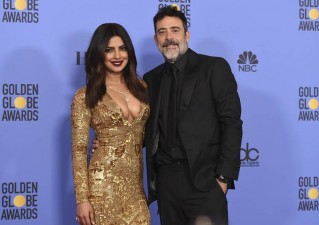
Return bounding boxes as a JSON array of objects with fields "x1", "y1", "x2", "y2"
[{"x1": 143, "y1": 5, "x2": 243, "y2": 225}]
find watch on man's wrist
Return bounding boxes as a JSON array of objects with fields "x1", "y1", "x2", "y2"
[{"x1": 217, "y1": 174, "x2": 228, "y2": 184}]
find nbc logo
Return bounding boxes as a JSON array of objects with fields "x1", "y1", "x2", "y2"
[{"x1": 237, "y1": 51, "x2": 258, "y2": 72}]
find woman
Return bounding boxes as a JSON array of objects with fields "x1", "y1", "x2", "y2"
[{"x1": 71, "y1": 23, "x2": 150, "y2": 225}]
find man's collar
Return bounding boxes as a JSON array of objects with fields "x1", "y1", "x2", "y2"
[{"x1": 165, "y1": 49, "x2": 190, "y2": 72}]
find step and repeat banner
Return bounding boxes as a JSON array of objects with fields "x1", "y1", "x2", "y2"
[{"x1": 0, "y1": 0, "x2": 318, "y2": 224}]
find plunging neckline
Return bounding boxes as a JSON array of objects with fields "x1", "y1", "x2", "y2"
[{"x1": 106, "y1": 92, "x2": 143, "y2": 125}]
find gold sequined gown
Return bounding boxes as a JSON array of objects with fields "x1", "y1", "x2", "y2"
[{"x1": 71, "y1": 87, "x2": 150, "y2": 225}]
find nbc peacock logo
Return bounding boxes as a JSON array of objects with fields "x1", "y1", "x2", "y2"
[
  {"x1": 237, "y1": 51, "x2": 259, "y2": 72},
  {"x1": 1, "y1": 0, "x2": 39, "y2": 23}
]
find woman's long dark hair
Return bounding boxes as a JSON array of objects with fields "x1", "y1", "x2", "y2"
[{"x1": 85, "y1": 23, "x2": 148, "y2": 108}]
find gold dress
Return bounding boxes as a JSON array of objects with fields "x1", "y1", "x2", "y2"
[{"x1": 71, "y1": 87, "x2": 150, "y2": 225}]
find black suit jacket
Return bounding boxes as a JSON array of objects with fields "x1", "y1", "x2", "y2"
[{"x1": 143, "y1": 49, "x2": 243, "y2": 205}]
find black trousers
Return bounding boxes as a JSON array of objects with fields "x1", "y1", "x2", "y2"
[{"x1": 157, "y1": 162, "x2": 228, "y2": 225}]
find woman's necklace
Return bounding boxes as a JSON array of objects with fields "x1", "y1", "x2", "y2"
[{"x1": 106, "y1": 84, "x2": 130, "y2": 102}]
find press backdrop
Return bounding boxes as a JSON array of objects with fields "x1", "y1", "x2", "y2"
[{"x1": 1, "y1": 0, "x2": 319, "y2": 224}]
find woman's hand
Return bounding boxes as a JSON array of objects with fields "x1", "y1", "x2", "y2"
[
  {"x1": 91, "y1": 139, "x2": 99, "y2": 153},
  {"x1": 76, "y1": 202, "x2": 95, "y2": 225}
]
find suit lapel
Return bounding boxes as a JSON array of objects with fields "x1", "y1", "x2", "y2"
[
  {"x1": 149, "y1": 50, "x2": 198, "y2": 153},
  {"x1": 151, "y1": 65, "x2": 164, "y2": 138},
  {"x1": 180, "y1": 50, "x2": 199, "y2": 117},
  {"x1": 149, "y1": 66, "x2": 165, "y2": 155}
]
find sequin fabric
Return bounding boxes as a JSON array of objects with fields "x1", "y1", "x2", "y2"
[{"x1": 71, "y1": 87, "x2": 150, "y2": 225}]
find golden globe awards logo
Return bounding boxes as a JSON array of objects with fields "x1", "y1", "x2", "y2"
[
  {"x1": 298, "y1": 0, "x2": 319, "y2": 31},
  {"x1": 1, "y1": 0, "x2": 39, "y2": 23},
  {"x1": 1, "y1": 182, "x2": 38, "y2": 220},
  {"x1": 298, "y1": 87, "x2": 319, "y2": 121},
  {"x1": 240, "y1": 143, "x2": 260, "y2": 167},
  {"x1": 298, "y1": 177, "x2": 319, "y2": 211},
  {"x1": 1, "y1": 83, "x2": 39, "y2": 121},
  {"x1": 157, "y1": 1, "x2": 191, "y2": 28}
]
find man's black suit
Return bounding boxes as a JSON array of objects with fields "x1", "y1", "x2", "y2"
[{"x1": 143, "y1": 49, "x2": 242, "y2": 224}]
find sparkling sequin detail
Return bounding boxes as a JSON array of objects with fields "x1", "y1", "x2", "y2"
[{"x1": 71, "y1": 87, "x2": 150, "y2": 225}]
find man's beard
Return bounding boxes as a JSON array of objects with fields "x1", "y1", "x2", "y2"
[{"x1": 158, "y1": 39, "x2": 188, "y2": 63}]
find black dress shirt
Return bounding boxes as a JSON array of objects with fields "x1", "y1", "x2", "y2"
[{"x1": 156, "y1": 50, "x2": 190, "y2": 165}]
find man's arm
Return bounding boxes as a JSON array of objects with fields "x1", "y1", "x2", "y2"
[{"x1": 210, "y1": 57, "x2": 243, "y2": 182}]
